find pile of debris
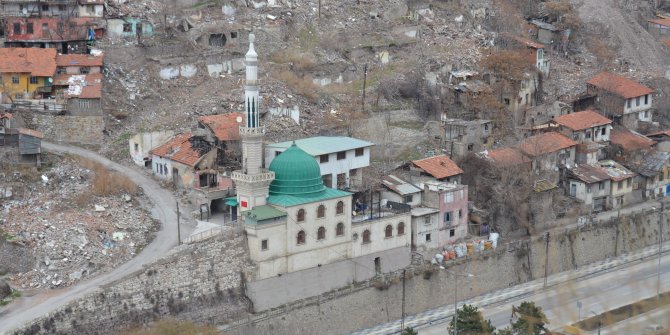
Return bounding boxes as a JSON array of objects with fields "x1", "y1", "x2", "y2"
[{"x1": 0, "y1": 156, "x2": 158, "y2": 290}]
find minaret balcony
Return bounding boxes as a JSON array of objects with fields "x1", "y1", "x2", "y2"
[
  {"x1": 231, "y1": 170, "x2": 275, "y2": 183},
  {"x1": 239, "y1": 126, "x2": 265, "y2": 136}
]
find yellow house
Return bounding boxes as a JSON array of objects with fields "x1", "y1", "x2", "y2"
[{"x1": 0, "y1": 48, "x2": 57, "y2": 102}]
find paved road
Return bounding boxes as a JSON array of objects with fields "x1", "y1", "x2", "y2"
[
  {"x1": 354, "y1": 242, "x2": 670, "y2": 335},
  {"x1": 0, "y1": 142, "x2": 180, "y2": 334}
]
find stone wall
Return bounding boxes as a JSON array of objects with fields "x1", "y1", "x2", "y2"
[
  {"x1": 10, "y1": 229, "x2": 255, "y2": 335},
  {"x1": 222, "y1": 207, "x2": 669, "y2": 335},
  {"x1": 29, "y1": 115, "x2": 104, "y2": 148}
]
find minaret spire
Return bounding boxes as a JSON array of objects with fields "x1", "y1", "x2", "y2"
[{"x1": 245, "y1": 33, "x2": 260, "y2": 128}]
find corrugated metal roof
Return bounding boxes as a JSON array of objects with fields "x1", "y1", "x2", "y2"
[
  {"x1": 266, "y1": 136, "x2": 374, "y2": 156},
  {"x1": 382, "y1": 174, "x2": 422, "y2": 195},
  {"x1": 268, "y1": 187, "x2": 351, "y2": 207},
  {"x1": 410, "y1": 207, "x2": 439, "y2": 217}
]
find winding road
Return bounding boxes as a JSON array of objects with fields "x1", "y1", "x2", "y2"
[{"x1": 0, "y1": 142, "x2": 180, "y2": 334}]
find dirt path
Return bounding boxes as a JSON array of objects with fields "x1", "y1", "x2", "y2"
[{"x1": 0, "y1": 142, "x2": 180, "y2": 334}]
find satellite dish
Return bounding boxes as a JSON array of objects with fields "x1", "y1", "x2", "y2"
[
  {"x1": 236, "y1": 116, "x2": 242, "y2": 123},
  {"x1": 22, "y1": 8, "x2": 28, "y2": 15}
]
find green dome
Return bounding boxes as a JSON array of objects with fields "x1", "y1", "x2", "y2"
[{"x1": 269, "y1": 143, "x2": 326, "y2": 197}]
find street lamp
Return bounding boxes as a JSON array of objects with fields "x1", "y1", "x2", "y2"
[
  {"x1": 444, "y1": 269, "x2": 474, "y2": 335},
  {"x1": 590, "y1": 311, "x2": 601, "y2": 335},
  {"x1": 652, "y1": 201, "x2": 665, "y2": 299}
]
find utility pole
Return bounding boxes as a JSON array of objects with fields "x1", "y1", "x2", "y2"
[
  {"x1": 454, "y1": 274, "x2": 459, "y2": 335},
  {"x1": 176, "y1": 200, "x2": 181, "y2": 245},
  {"x1": 401, "y1": 269, "x2": 406, "y2": 331},
  {"x1": 362, "y1": 63, "x2": 368, "y2": 114},
  {"x1": 658, "y1": 201, "x2": 664, "y2": 299},
  {"x1": 543, "y1": 231, "x2": 550, "y2": 288}
]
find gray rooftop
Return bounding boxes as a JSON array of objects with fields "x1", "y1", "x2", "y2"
[{"x1": 266, "y1": 136, "x2": 375, "y2": 156}]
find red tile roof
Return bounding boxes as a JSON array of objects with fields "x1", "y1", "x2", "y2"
[
  {"x1": 54, "y1": 73, "x2": 102, "y2": 99},
  {"x1": 18, "y1": 127, "x2": 44, "y2": 139},
  {"x1": 518, "y1": 132, "x2": 577, "y2": 157},
  {"x1": 0, "y1": 48, "x2": 56, "y2": 77},
  {"x1": 587, "y1": 72, "x2": 653, "y2": 99},
  {"x1": 610, "y1": 127, "x2": 655, "y2": 151},
  {"x1": 412, "y1": 155, "x2": 463, "y2": 179},
  {"x1": 648, "y1": 18, "x2": 670, "y2": 27},
  {"x1": 149, "y1": 132, "x2": 207, "y2": 167},
  {"x1": 499, "y1": 32, "x2": 545, "y2": 49},
  {"x1": 56, "y1": 53, "x2": 104, "y2": 67},
  {"x1": 198, "y1": 113, "x2": 245, "y2": 141},
  {"x1": 553, "y1": 109, "x2": 612, "y2": 131},
  {"x1": 486, "y1": 147, "x2": 531, "y2": 167},
  {"x1": 646, "y1": 129, "x2": 670, "y2": 138},
  {"x1": 0, "y1": 113, "x2": 13, "y2": 120}
]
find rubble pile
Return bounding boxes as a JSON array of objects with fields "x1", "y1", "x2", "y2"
[{"x1": 0, "y1": 157, "x2": 158, "y2": 289}]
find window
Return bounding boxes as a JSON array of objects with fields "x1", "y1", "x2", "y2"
[
  {"x1": 450, "y1": 229, "x2": 455, "y2": 237},
  {"x1": 297, "y1": 231, "x2": 306, "y2": 245},
  {"x1": 320, "y1": 154, "x2": 329, "y2": 163},
  {"x1": 599, "y1": 182, "x2": 605, "y2": 190},
  {"x1": 134, "y1": 143, "x2": 139, "y2": 152},
  {"x1": 337, "y1": 151, "x2": 346, "y2": 160},
  {"x1": 636, "y1": 97, "x2": 640, "y2": 106},
  {"x1": 336, "y1": 222, "x2": 344, "y2": 236},
  {"x1": 58, "y1": 4, "x2": 66, "y2": 11},
  {"x1": 458, "y1": 209, "x2": 462, "y2": 219},
  {"x1": 617, "y1": 181, "x2": 623, "y2": 190},
  {"x1": 627, "y1": 99, "x2": 632, "y2": 109},
  {"x1": 56, "y1": 67, "x2": 66, "y2": 74},
  {"x1": 317, "y1": 205, "x2": 325, "y2": 218},
  {"x1": 80, "y1": 67, "x2": 91, "y2": 74},
  {"x1": 41, "y1": 4, "x2": 49, "y2": 11},
  {"x1": 79, "y1": 100, "x2": 91, "y2": 109},
  {"x1": 484, "y1": 124, "x2": 489, "y2": 131},
  {"x1": 362, "y1": 230, "x2": 371, "y2": 243},
  {"x1": 231, "y1": 31, "x2": 238, "y2": 39},
  {"x1": 385, "y1": 225, "x2": 393, "y2": 238},
  {"x1": 275, "y1": 150, "x2": 282, "y2": 157},
  {"x1": 587, "y1": 185, "x2": 592, "y2": 193},
  {"x1": 136, "y1": 23, "x2": 143, "y2": 34},
  {"x1": 122, "y1": 23, "x2": 132, "y2": 32},
  {"x1": 426, "y1": 233, "x2": 431, "y2": 242},
  {"x1": 261, "y1": 239, "x2": 268, "y2": 250},
  {"x1": 336, "y1": 201, "x2": 344, "y2": 214},
  {"x1": 29, "y1": 76, "x2": 38, "y2": 84},
  {"x1": 645, "y1": 94, "x2": 649, "y2": 105},
  {"x1": 525, "y1": 93, "x2": 529, "y2": 105},
  {"x1": 57, "y1": 22, "x2": 64, "y2": 33},
  {"x1": 444, "y1": 192, "x2": 454, "y2": 203},
  {"x1": 424, "y1": 216, "x2": 431, "y2": 224},
  {"x1": 42, "y1": 23, "x2": 49, "y2": 31},
  {"x1": 403, "y1": 194, "x2": 413, "y2": 204},
  {"x1": 297, "y1": 209, "x2": 305, "y2": 222},
  {"x1": 504, "y1": 98, "x2": 510, "y2": 105},
  {"x1": 12, "y1": 76, "x2": 19, "y2": 84},
  {"x1": 355, "y1": 148, "x2": 364, "y2": 156},
  {"x1": 627, "y1": 179, "x2": 632, "y2": 187},
  {"x1": 601, "y1": 128, "x2": 606, "y2": 136},
  {"x1": 397, "y1": 222, "x2": 405, "y2": 235},
  {"x1": 86, "y1": 5, "x2": 95, "y2": 13},
  {"x1": 586, "y1": 131, "x2": 592, "y2": 139},
  {"x1": 444, "y1": 212, "x2": 452, "y2": 222},
  {"x1": 317, "y1": 227, "x2": 325, "y2": 240},
  {"x1": 467, "y1": 144, "x2": 474, "y2": 151},
  {"x1": 26, "y1": 23, "x2": 33, "y2": 34},
  {"x1": 13, "y1": 23, "x2": 20, "y2": 35}
]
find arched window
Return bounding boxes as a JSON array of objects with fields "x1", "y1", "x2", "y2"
[
  {"x1": 336, "y1": 201, "x2": 344, "y2": 214},
  {"x1": 317, "y1": 226, "x2": 326, "y2": 240},
  {"x1": 362, "y1": 229, "x2": 371, "y2": 244},
  {"x1": 336, "y1": 222, "x2": 344, "y2": 237},
  {"x1": 317, "y1": 204, "x2": 325, "y2": 218},
  {"x1": 397, "y1": 222, "x2": 405, "y2": 235},
  {"x1": 385, "y1": 225, "x2": 393, "y2": 238},
  {"x1": 297, "y1": 209, "x2": 305, "y2": 222},
  {"x1": 297, "y1": 230, "x2": 306, "y2": 245}
]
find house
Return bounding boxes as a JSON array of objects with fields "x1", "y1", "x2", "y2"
[
  {"x1": 0, "y1": 0, "x2": 78, "y2": 17},
  {"x1": 77, "y1": 0, "x2": 104, "y2": 17},
  {"x1": 56, "y1": 52, "x2": 103, "y2": 75},
  {"x1": 497, "y1": 32, "x2": 550, "y2": 76},
  {"x1": 0, "y1": 48, "x2": 56, "y2": 101},
  {"x1": 647, "y1": 17, "x2": 670, "y2": 38},
  {"x1": 129, "y1": 130, "x2": 175, "y2": 167},
  {"x1": 381, "y1": 174, "x2": 422, "y2": 207},
  {"x1": 149, "y1": 132, "x2": 217, "y2": 188},
  {"x1": 410, "y1": 155, "x2": 463, "y2": 183},
  {"x1": 496, "y1": 71, "x2": 540, "y2": 115},
  {"x1": 552, "y1": 109, "x2": 612, "y2": 143},
  {"x1": 574, "y1": 141, "x2": 606, "y2": 165},
  {"x1": 265, "y1": 136, "x2": 374, "y2": 190},
  {"x1": 4, "y1": 17, "x2": 98, "y2": 54},
  {"x1": 586, "y1": 72, "x2": 654, "y2": 129},
  {"x1": 567, "y1": 164, "x2": 611, "y2": 212},
  {"x1": 624, "y1": 151, "x2": 670, "y2": 199},
  {"x1": 0, "y1": 112, "x2": 43, "y2": 166},
  {"x1": 529, "y1": 20, "x2": 560, "y2": 45},
  {"x1": 518, "y1": 131, "x2": 577, "y2": 181},
  {"x1": 197, "y1": 112, "x2": 244, "y2": 168},
  {"x1": 596, "y1": 160, "x2": 637, "y2": 209},
  {"x1": 443, "y1": 118, "x2": 493, "y2": 158},
  {"x1": 410, "y1": 207, "x2": 440, "y2": 250},
  {"x1": 52, "y1": 73, "x2": 102, "y2": 115},
  {"x1": 610, "y1": 126, "x2": 655, "y2": 154},
  {"x1": 420, "y1": 181, "x2": 469, "y2": 245},
  {"x1": 107, "y1": 18, "x2": 154, "y2": 38},
  {"x1": 483, "y1": 147, "x2": 531, "y2": 169}
]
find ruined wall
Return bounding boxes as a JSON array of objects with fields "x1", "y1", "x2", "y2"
[
  {"x1": 222, "y1": 207, "x2": 669, "y2": 335},
  {"x1": 10, "y1": 229, "x2": 255, "y2": 335},
  {"x1": 30, "y1": 115, "x2": 104, "y2": 148}
]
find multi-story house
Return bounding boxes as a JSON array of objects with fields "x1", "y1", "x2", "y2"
[
  {"x1": 498, "y1": 32, "x2": 550, "y2": 76},
  {"x1": 0, "y1": 48, "x2": 56, "y2": 101},
  {"x1": 410, "y1": 155, "x2": 463, "y2": 184},
  {"x1": 518, "y1": 131, "x2": 577, "y2": 182},
  {"x1": 381, "y1": 174, "x2": 422, "y2": 207},
  {"x1": 624, "y1": 151, "x2": 670, "y2": 200},
  {"x1": 587, "y1": 72, "x2": 654, "y2": 130},
  {"x1": 552, "y1": 109, "x2": 612, "y2": 143},
  {"x1": 420, "y1": 181, "x2": 469, "y2": 245},
  {"x1": 265, "y1": 136, "x2": 374, "y2": 190},
  {"x1": 0, "y1": 0, "x2": 77, "y2": 18},
  {"x1": 5, "y1": 17, "x2": 97, "y2": 53},
  {"x1": 596, "y1": 160, "x2": 637, "y2": 209},
  {"x1": 443, "y1": 118, "x2": 493, "y2": 159},
  {"x1": 567, "y1": 164, "x2": 612, "y2": 212}
]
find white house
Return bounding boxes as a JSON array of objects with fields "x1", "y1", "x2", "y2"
[
  {"x1": 410, "y1": 207, "x2": 440, "y2": 250},
  {"x1": 77, "y1": 0, "x2": 104, "y2": 17},
  {"x1": 129, "y1": 130, "x2": 174, "y2": 167},
  {"x1": 381, "y1": 174, "x2": 422, "y2": 207},
  {"x1": 568, "y1": 164, "x2": 611, "y2": 212},
  {"x1": 587, "y1": 72, "x2": 654, "y2": 129},
  {"x1": 552, "y1": 109, "x2": 612, "y2": 143},
  {"x1": 265, "y1": 136, "x2": 374, "y2": 190}
]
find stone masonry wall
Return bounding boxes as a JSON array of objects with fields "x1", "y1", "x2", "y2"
[
  {"x1": 30, "y1": 115, "x2": 104, "y2": 148},
  {"x1": 222, "y1": 207, "x2": 669, "y2": 335},
  {"x1": 10, "y1": 229, "x2": 255, "y2": 335}
]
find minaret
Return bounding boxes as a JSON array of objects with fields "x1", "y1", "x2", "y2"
[{"x1": 232, "y1": 33, "x2": 275, "y2": 213}]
